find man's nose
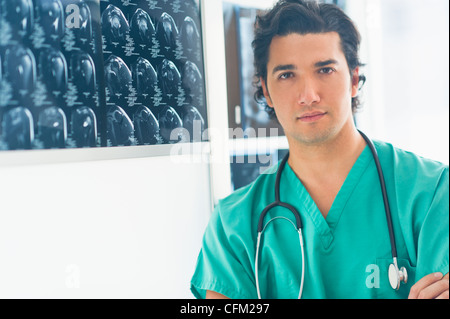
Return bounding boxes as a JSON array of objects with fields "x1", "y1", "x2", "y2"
[{"x1": 297, "y1": 79, "x2": 320, "y2": 106}]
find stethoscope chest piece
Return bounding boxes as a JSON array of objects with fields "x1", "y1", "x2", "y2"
[{"x1": 388, "y1": 259, "x2": 408, "y2": 290}]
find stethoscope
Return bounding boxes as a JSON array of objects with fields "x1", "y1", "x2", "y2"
[{"x1": 255, "y1": 130, "x2": 408, "y2": 299}]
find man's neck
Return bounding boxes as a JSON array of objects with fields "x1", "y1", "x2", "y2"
[
  {"x1": 287, "y1": 125, "x2": 366, "y2": 197},
  {"x1": 286, "y1": 125, "x2": 366, "y2": 217}
]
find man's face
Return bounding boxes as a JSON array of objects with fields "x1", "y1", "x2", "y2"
[{"x1": 261, "y1": 32, "x2": 359, "y2": 146}]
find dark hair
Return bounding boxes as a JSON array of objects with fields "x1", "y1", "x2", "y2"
[{"x1": 252, "y1": 0, "x2": 366, "y2": 118}]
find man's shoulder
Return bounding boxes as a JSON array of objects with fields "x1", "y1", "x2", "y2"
[{"x1": 374, "y1": 139, "x2": 449, "y2": 184}]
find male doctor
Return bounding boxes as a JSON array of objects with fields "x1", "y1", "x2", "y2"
[{"x1": 191, "y1": 0, "x2": 449, "y2": 299}]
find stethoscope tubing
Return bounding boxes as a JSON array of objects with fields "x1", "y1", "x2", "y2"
[
  {"x1": 255, "y1": 223, "x2": 305, "y2": 299},
  {"x1": 257, "y1": 154, "x2": 303, "y2": 232},
  {"x1": 358, "y1": 130, "x2": 398, "y2": 259}
]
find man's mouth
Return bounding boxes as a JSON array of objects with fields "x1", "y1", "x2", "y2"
[{"x1": 298, "y1": 112, "x2": 327, "y2": 122}]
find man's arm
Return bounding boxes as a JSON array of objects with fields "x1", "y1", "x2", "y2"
[
  {"x1": 409, "y1": 272, "x2": 449, "y2": 299},
  {"x1": 206, "y1": 290, "x2": 230, "y2": 299}
]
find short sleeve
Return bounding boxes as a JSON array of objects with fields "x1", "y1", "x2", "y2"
[
  {"x1": 190, "y1": 203, "x2": 257, "y2": 299},
  {"x1": 415, "y1": 167, "x2": 449, "y2": 280}
]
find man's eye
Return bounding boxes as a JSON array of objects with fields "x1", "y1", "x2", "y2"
[
  {"x1": 319, "y1": 67, "x2": 335, "y2": 74},
  {"x1": 279, "y1": 72, "x2": 293, "y2": 79}
]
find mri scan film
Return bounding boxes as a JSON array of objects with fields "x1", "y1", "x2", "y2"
[{"x1": 0, "y1": 0, "x2": 208, "y2": 151}]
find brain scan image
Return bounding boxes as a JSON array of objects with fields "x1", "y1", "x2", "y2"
[
  {"x1": 101, "y1": 4, "x2": 129, "y2": 46},
  {"x1": 1, "y1": 107, "x2": 34, "y2": 150},
  {"x1": 179, "y1": 16, "x2": 200, "y2": 53},
  {"x1": 107, "y1": 105, "x2": 134, "y2": 146},
  {"x1": 3, "y1": 0, "x2": 34, "y2": 39},
  {"x1": 158, "y1": 106, "x2": 186, "y2": 144},
  {"x1": 73, "y1": 1, "x2": 93, "y2": 45},
  {"x1": 159, "y1": 59, "x2": 181, "y2": 98},
  {"x1": 182, "y1": 61, "x2": 202, "y2": 97},
  {"x1": 39, "y1": 48, "x2": 68, "y2": 94},
  {"x1": 131, "y1": 57, "x2": 158, "y2": 97},
  {"x1": 156, "y1": 12, "x2": 179, "y2": 54},
  {"x1": 104, "y1": 55, "x2": 132, "y2": 100},
  {"x1": 130, "y1": 8, "x2": 155, "y2": 46},
  {"x1": 70, "y1": 52, "x2": 96, "y2": 96},
  {"x1": 182, "y1": 105, "x2": 204, "y2": 142},
  {"x1": 71, "y1": 106, "x2": 97, "y2": 148},
  {"x1": 35, "y1": 0, "x2": 65, "y2": 43},
  {"x1": 3, "y1": 45, "x2": 36, "y2": 96},
  {"x1": 38, "y1": 106, "x2": 67, "y2": 148},
  {"x1": 133, "y1": 106, "x2": 159, "y2": 145}
]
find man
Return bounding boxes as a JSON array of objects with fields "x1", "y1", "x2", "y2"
[{"x1": 191, "y1": 0, "x2": 449, "y2": 299}]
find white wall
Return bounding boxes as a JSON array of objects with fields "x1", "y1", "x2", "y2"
[
  {"x1": 0, "y1": 155, "x2": 211, "y2": 298},
  {"x1": 348, "y1": 0, "x2": 449, "y2": 164}
]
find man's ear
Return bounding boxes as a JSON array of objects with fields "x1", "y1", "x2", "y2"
[
  {"x1": 351, "y1": 67, "x2": 360, "y2": 98},
  {"x1": 261, "y1": 77, "x2": 273, "y2": 107}
]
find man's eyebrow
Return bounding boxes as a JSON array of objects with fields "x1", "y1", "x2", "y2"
[
  {"x1": 314, "y1": 59, "x2": 339, "y2": 68},
  {"x1": 272, "y1": 64, "x2": 296, "y2": 75},
  {"x1": 271, "y1": 60, "x2": 338, "y2": 74}
]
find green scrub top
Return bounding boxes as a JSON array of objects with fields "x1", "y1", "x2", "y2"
[{"x1": 191, "y1": 140, "x2": 449, "y2": 299}]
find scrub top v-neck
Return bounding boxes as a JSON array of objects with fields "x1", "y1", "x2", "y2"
[
  {"x1": 190, "y1": 140, "x2": 449, "y2": 299},
  {"x1": 282, "y1": 145, "x2": 373, "y2": 250}
]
